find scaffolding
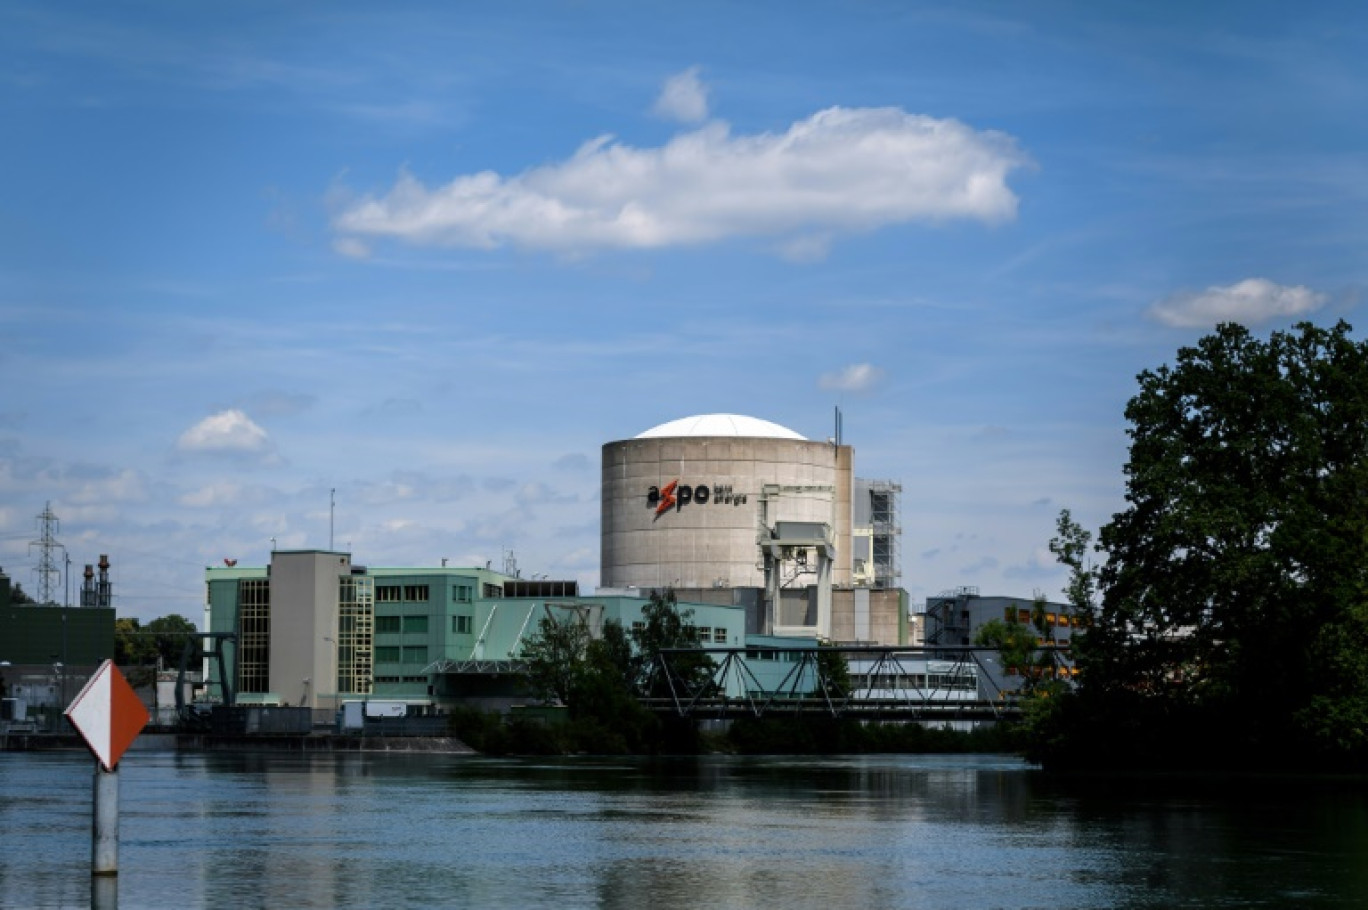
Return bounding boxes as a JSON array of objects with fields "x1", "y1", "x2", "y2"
[{"x1": 865, "y1": 480, "x2": 902, "y2": 589}]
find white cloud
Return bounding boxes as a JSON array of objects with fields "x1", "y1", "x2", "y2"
[
  {"x1": 1148, "y1": 278, "x2": 1327, "y2": 328},
  {"x1": 332, "y1": 106, "x2": 1027, "y2": 256},
  {"x1": 67, "y1": 468, "x2": 148, "y2": 505},
  {"x1": 775, "y1": 232, "x2": 833, "y2": 263},
  {"x1": 819, "y1": 363, "x2": 884, "y2": 393},
  {"x1": 652, "y1": 66, "x2": 709, "y2": 123},
  {"x1": 177, "y1": 409, "x2": 270, "y2": 454},
  {"x1": 179, "y1": 481, "x2": 276, "y2": 508},
  {"x1": 333, "y1": 236, "x2": 371, "y2": 259}
]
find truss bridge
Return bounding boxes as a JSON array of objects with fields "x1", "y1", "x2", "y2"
[{"x1": 644, "y1": 645, "x2": 1041, "y2": 722}]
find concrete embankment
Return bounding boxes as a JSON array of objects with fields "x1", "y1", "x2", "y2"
[{"x1": 2, "y1": 731, "x2": 475, "y2": 755}]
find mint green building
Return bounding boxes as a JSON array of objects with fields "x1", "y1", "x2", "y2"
[{"x1": 204, "y1": 550, "x2": 745, "y2": 715}]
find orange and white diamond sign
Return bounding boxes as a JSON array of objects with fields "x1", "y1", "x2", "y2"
[{"x1": 65, "y1": 660, "x2": 150, "y2": 771}]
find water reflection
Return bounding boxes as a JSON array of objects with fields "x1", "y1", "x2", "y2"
[{"x1": 1, "y1": 751, "x2": 1365, "y2": 908}]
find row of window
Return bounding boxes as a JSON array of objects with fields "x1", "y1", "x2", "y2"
[
  {"x1": 376, "y1": 615, "x2": 429, "y2": 634},
  {"x1": 376, "y1": 585, "x2": 431, "y2": 602},
  {"x1": 373, "y1": 614, "x2": 477, "y2": 635},
  {"x1": 629, "y1": 621, "x2": 730, "y2": 644},
  {"x1": 851, "y1": 673, "x2": 977, "y2": 691},
  {"x1": 1005, "y1": 665, "x2": 1079, "y2": 679},
  {"x1": 1004, "y1": 607, "x2": 1091, "y2": 629},
  {"x1": 375, "y1": 583, "x2": 502, "y2": 603},
  {"x1": 374, "y1": 646, "x2": 429, "y2": 664}
]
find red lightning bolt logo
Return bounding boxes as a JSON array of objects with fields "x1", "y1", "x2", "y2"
[{"x1": 654, "y1": 480, "x2": 678, "y2": 517}]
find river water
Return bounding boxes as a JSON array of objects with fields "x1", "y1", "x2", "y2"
[{"x1": 1, "y1": 750, "x2": 1365, "y2": 909}]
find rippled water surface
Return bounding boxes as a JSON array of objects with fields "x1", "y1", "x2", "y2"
[{"x1": 2, "y1": 750, "x2": 1366, "y2": 909}]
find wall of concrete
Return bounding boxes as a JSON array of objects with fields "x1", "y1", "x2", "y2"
[
  {"x1": 601, "y1": 437, "x2": 853, "y2": 590},
  {"x1": 269, "y1": 551, "x2": 350, "y2": 709}
]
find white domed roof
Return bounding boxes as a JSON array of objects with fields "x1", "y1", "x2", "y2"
[{"x1": 635, "y1": 414, "x2": 806, "y2": 440}]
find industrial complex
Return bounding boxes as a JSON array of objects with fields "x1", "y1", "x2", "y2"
[{"x1": 3, "y1": 414, "x2": 1076, "y2": 733}]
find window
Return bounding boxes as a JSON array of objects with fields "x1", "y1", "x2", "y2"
[
  {"x1": 1017, "y1": 608, "x2": 1030, "y2": 623},
  {"x1": 237, "y1": 578, "x2": 271, "y2": 694},
  {"x1": 376, "y1": 585, "x2": 402, "y2": 602},
  {"x1": 697, "y1": 626, "x2": 711, "y2": 642},
  {"x1": 1003, "y1": 606, "x2": 1015, "y2": 622},
  {"x1": 376, "y1": 616, "x2": 400, "y2": 634},
  {"x1": 631, "y1": 621, "x2": 645, "y2": 635},
  {"x1": 374, "y1": 646, "x2": 400, "y2": 663},
  {"x1": 713, "y1": 628, "x2": 727, "y2": 644},
  {"x1": 453, "y1": 585, "x2": 473, "y2": 603},
  {"x1": 402, "y1": 646, "x2": 428, "y2": 664},
  {"x1": 402, "y1": 615, "x2": 428, "y2": 634},
  {"x1": 404, "y1": 585, "x2": 429, "y2": 602},
  {"x1": 1057, "y1": 614, "x2": 1070, "y2": 628},
  {"x1": 482, "y1": 583, "x2": 503, "y2": 598},
  {"x1": 453, "y1": 615, "x2": 473, "y2": 634}
]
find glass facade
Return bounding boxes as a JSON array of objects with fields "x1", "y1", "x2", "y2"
[
  {"x1": 237, "y1": 578, "x2": 271, "y2": 694},
  {"x1": 338, "y1": 575, "x2": 374, "y2": 696}
]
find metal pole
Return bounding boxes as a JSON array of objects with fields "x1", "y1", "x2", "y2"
[
  {"x1": 92, "y1": 763, "x2": 119, "y2": 875},
  {"x1": 91, "y1": 875, "x2": 118, "y2": 910}
]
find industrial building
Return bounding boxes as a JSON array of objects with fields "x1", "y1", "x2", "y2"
[
  {"x1": 0, "y1": 558, "x2": 115, "y2": 731},
  {"x1": 601, "y1": 414, "x2": 907, "y2": 645},
  {"x1": 924, "y1": 588, "x2": 1078, "y2": 699},
  {"x1": 205, "y1": 550, "x2": 747, "y2": 714}
]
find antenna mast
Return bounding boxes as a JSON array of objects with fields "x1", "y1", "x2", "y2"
[{"x1": 330, "y1": 488, "x2": 336, "y2": 550}]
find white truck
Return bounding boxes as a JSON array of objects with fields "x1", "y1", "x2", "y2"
[{"x1": 338, "y1": 700, "x2": 408, "y2": 731}]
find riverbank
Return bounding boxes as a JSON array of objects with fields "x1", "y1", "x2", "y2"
[{"x1": 0, "y1": 730, "x2": 476, "y2": 756}]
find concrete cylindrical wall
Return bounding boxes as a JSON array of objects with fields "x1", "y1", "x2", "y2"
[{"x1": 601, "y1": 432, "x2": 851, "y2": 590}]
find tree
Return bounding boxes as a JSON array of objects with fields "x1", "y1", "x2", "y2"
[
  {"x1": 979, "y1": 596, "x2": 1061, "y2": 695},
  {"x1": 520, "y1": 611, "x2": 592, "y2": 707},
  {"x1": 1082, "y1": 321, "x2": 1368, "y2": 767},
  {"x1": 1049, "y1": 509, "x2": 1097, "y2": 620},
  {"x1": 146, "y1": 614, "x2": 200, "y2": 669},
  {"x1": 114, "y1": 618, "x2": 156, "y2": 666},
  {"x1": 114, "y1": 614, "x2": 200, "y2": 670},
  {"x1": 632, "y1": 588, "x2": 713, "y2": 700}
]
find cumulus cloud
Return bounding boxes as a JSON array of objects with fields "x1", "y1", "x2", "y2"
[
  {"x1": 652, "y1": 66, "x2": 709, "y2": 123},
  {"x1": 177, "y1": 409, "x2": 271, "y2": 455},
  {"x1": 1148, "y1": 278, "x2": 1327, "y2": 328},
  {"x1": 332, "y1": 107, "x2": 1027, "y2": 256},
  {"x1": 819, "y1": 363, "x2": 884, "y2": 393}
]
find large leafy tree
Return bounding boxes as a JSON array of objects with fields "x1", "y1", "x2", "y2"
[
  {"x1": 520, "y1": 611, "x2": 593, "y2": 707},
  {"x1": 114, "y1": 614, "x2": 200, "y2": 670},
  {"x1": 632, "y1": 588, "x2": 713, "y2": 700},
  {"x1": 518, "y1": 610, "x2": 661, "y2": 752},
  {"x1": 1086, "y1": 321, "x2": 1368, "y2": 766}
]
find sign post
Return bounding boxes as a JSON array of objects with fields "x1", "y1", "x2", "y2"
[{"x1": 64, "y1": 660, "x2": 149, "y2": 876}]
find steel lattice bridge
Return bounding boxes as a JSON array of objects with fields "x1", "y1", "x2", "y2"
[{"x1": 642, "y1": 645, "x2": 1052, "y2": 722}]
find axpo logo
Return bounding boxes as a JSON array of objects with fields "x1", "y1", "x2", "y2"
[{"x1": 647, "y1": 480, "x2": 748, "y2": 518}]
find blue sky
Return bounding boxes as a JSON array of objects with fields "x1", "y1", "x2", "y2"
[{"x1": 2, "y1": 2, "x2": 1364, "y2": 623}]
